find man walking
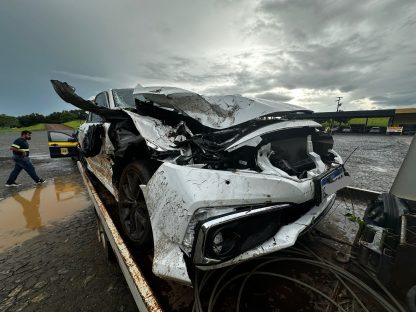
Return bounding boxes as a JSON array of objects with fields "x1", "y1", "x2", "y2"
[{"x1": 5, "y1": 130, "x2": 45, "y2": 187}]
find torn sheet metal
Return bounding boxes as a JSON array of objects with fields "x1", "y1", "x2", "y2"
[
  {"x1": 134, "y1": 85, "x2": 310, "y2": 129},
  {"x1": 122, "y1": 110, "x2": 179, "y2": 152}
]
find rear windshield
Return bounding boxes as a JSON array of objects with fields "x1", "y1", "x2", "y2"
[{"x1": 112, "y1": 88, "x2": 134, "y2": 108}]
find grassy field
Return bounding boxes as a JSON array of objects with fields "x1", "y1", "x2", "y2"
[
  {"x1": 63, "y1": 120, "x2": 84, "y2": 129},
  {"x1": 0, "y1": 123, "x2": 46, "y2": 133},
  {"x1": 349, "y1": 117, "x2": 389, "y2": 126},
  {"x1": 0, "y1": 119, "x2": 85, "y2": 132}
]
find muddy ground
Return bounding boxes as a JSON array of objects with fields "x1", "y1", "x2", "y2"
[
  {"x1": 0, "y1": 131, "x2": 137, "y2": 311},
  {"x1": 0, "y1": 208, "x2": 137, "y2": 312},
  {"x1": 0, "y1": 131, "x2": 413, "y2": 311}
]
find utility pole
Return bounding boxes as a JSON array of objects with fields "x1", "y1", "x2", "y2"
[
  {"x1": 330, "y1": 97, "x2": 343, "y2": 134},
  {"x1": 336, "y1": 97, "x2": 342, "y2": 112}
]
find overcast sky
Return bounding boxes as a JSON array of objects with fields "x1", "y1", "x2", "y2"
[{"x1": 1, "y1": 0, "x2": 415, "y2": 116}]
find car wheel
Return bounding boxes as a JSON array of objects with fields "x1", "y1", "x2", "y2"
[{"x1": 118, "y1": 160, "x2": 153, "y2": 247}]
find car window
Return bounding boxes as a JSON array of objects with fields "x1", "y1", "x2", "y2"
[
  {"x1": 49, "y1": 131, "x2": 73, "y2": 142},
  {"x1": 87, "y1": 92, "x2": 107, "y2": 123},
  {"x1": 95, "y1": 92, "x2": 109, "y2": 108}
]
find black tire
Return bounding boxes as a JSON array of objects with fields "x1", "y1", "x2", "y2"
[{"x1": 118, "y1": 160, "x2": 153, "y2": 247}]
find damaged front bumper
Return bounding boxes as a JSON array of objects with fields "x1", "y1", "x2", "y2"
[{"x1": 143, "y1": 162, "x2": 337, "y2": 285}]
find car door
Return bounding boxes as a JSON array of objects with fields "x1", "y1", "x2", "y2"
[{"x1": 48, "y1": 131, "x2": 79, "y2": 158}]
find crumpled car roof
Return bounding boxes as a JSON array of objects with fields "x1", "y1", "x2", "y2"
[{"x1": 134, "y1": 85, "x2": 311, "y2": 129}]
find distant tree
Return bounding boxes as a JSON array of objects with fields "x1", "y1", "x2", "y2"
[
  {"x1": 44, "y1": 110, "x2": 86, "y2": 123},
  {"x1": 13, "y1": 110, "x2": 87, "y2": 127},
  {"x1": 17, "y1": 113, "x2": 45, "y2": 127},
  {"x1": 0, "y1": 114, "x2": 19, "y2": 128}
]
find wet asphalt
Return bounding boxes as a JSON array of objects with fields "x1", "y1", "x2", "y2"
[{"x1": 0, "y1": 131, "x2": 413, "y2": 311}]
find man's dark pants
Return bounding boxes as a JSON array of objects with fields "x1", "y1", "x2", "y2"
[{"x1": 6, "y1": 155, "x2": 41, "y2": 184}]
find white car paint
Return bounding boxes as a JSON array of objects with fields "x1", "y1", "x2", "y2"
[
  {"x1": 142, "y1": 162, "x2": 339, "y2": 285},
  {"x1": 51, "y1": 80, "x2": 351, "y2": 285}
]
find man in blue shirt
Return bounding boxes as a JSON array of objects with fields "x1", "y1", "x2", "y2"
[{"x1": 5, "y1": 130, "x2": 45, "y2": 187}]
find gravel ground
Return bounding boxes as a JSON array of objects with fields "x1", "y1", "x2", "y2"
[
  {"x1": 333, "y1": 133, "x2": 413, "y2": 192},
  {"x1": 0, "y1": 131, "x2": 413, "y2": 311}
]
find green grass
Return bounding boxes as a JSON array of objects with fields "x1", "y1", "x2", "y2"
[
  {"x1": 63, "y1": 119, "x2": 85, "y2": 129},
  {"x1": 0, "y1": 119, "x2": 85, "y2": 132},
  {"x1": 0, "y1": 123, "x2": 46, "y2": 133},
  {"x1": 349, "y1": 117, "x2": 389, "y2": 127}
]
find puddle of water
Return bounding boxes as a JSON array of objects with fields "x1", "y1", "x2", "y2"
[{"x1": 0, "y1": 176, "x2": 90, "y2": 252}]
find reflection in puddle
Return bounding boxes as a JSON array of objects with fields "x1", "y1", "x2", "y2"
[
  {"x1": 14, "y1": 189, "x2": 42, "y2": 230},
  {"x1": 0, "y1": 176, "x2": 90, "y2": 252}
]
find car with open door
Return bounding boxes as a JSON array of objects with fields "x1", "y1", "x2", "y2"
[
  {"x1": 50, "y1": 79, "x2": 352, "y2": 285},
  {"x1": 47, "y1": 130, "x2": 79, "y2": 158}
]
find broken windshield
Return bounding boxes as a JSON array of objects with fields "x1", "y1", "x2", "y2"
[{"x1": 112, "y1": 88, "x2": 134, "y2": 108}]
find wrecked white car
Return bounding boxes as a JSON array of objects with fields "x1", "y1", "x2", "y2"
[{"x1": 50, "y1": 80, "x2": 351, "y2": 285}]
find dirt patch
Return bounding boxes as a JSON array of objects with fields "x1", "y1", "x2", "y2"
[{"x1": 44, "y1": 124, "x2": 72, "y2": 131}]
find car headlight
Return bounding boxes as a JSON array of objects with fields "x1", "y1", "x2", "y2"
[
  {"x1": 182, "y1": 207, "x2": 236, "y2": 256},
  {"x1": 192, "y1": 204, "x2": 290, "y2": 265},
  {"x1": 210, "y1": 228, "x2": 239, "y2": 257}
]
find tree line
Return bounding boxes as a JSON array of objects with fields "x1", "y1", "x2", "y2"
[{"x1": 0, "y1": 110, "x2": 87, "y2": 128}]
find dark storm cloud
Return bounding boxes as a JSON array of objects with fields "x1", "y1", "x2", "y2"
[
  {"x1": 244, "y1": 0, "x2": 416, "y2": 109},
  {"x1": 0, "y1": 0, "x2": 415, "y2": 115},
  {"x1": 0, "y1": 0, "x2": 257, "y2": 115}
]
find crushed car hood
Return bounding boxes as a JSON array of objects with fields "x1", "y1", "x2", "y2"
[
  {"x1": 134, "y1": 85, "x2": 311, "y2": 130},
  {"x1": 50, "y1": 80, "x2": 318, "y2": 159}
]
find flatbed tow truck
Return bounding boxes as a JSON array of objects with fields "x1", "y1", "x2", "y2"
[{"x1": 77, "y1": 133, "x2": 416, "y2": 312}]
